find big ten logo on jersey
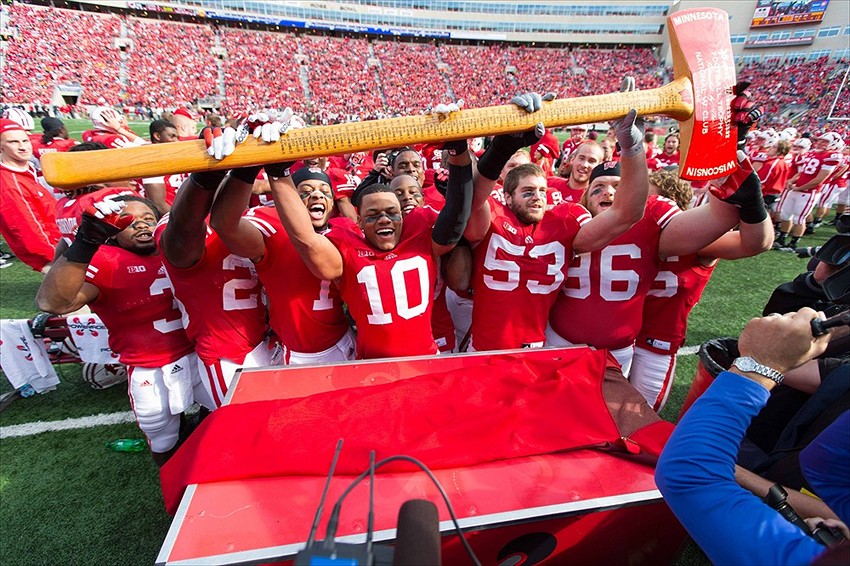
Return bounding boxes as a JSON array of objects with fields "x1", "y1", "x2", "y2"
[
  {"x1": 483, "y1": 234, "x2": 566, "y2": 295},
  {"x1": 356, "y1": 257, "x2": 430, "y2": 325},
  {"x1": 222, "y1": 254, "x2": 261, "y2": 312},
  {"x1": 502, "y1": 221, "x2": 517, "y2": 235},
  {"x1": 127, "y1": 265, "x2": 146, "y2": 273},
  {"x1": 565, "y1": 244, "x2": 642, "y2": 301}
]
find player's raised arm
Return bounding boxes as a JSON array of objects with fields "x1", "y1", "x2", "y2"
[
  {"x1": 159, "y1": 132, "x2": 234, "y2": 269},
  {"x1": 431, "y1": 137, "x2": 473, "y2": 257},
  {"x1": 465, "y1": 93, "x2": 549, "y2": 243},
  {"x1": 268, "y1": 166, "x2": 344, "y2": 281},
  {"x1": 573, "y1": 78, "x2": 648, "y2": 253},
  {"x1": 207, "y1": 117, "x2": 283, "y2": 262}
]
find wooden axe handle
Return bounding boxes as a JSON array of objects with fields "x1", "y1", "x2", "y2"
[{"x1": 41, "y1": 78, "x2": 692, "y2": 189}]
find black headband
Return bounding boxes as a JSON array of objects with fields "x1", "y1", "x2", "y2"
[
  {"x1": 589, "y1": 161, "x2": 621, "y2": 184},
  {"x1": 292, "y1": 167, "x2": 331, "y2": 188}
]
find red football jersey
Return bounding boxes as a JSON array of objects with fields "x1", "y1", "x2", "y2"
[
  {"x1": 636, "y1": 254, "x2": 715, "y2": 354},
  {"x1": 546, "y1": 176, "x2": 585, "y2": 205},
  {"x1": 470, "y1": 200, "x2": 590, "y2": 351},
  {"x1": 789, "y1": 152, "x2": 808, "y2": 176},
  {"x1": 80, "y1": 129, "x2": 134, "y2": 149},
  {"x1": 795, "y1": 150, "x2": 841, "y2": 191},
  {"x1": 561, "y1": 137, "x2": 584, "y2": 160},
  {"x1": 55, "y1": 187, "x2": 137, "y2": 244},
  {"x1": 154, "y1": 218, "x2": 268, "y2": 366},
  {"x1": 30, "y1": 136, "x2": 78, "y2": 161},
  {"x1": 549, "y1": 195, "x2": 681, "y2": 350},
  {"x1": 86, "y1": 246, "x2": 193, "y2": 366},
  {"x1": 326, "y1": 166, "x2": 362, "y2": 201},
  {"x1": 327, "y1": 206, "x2": 439, "y2": 359},
  {"x1": 757, "y1": 156, "x2": 790, "y2": 196},
  {"x1": 245, "y1": 207, "x2": 351, "y2": 353}
]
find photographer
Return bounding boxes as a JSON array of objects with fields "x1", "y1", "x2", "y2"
[{"x1": 656, "y1": 308, "x2": 848, "y2": 565}]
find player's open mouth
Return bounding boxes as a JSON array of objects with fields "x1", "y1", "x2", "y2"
[
  {"x1": 309, "y1": 204, "x2": 326, "y2": 220},
  {"x1": 598, "y1": 201, "x2": 613, "y2": 209},
  {"x1": 135, "y1": 231, "x2": 153, "y2": 242},
  {"x1": 376, "y1": 228, "x2": 394, "y2": 237},
  {"x1": 402, "y1": 203, "x2": 416, "y2": 214}
]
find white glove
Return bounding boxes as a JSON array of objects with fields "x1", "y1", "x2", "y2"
[{"x1": 430, "y1": 99, "x2": 465, "y2": 118}]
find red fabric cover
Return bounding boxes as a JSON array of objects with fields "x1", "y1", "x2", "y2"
[{"x1": 160, "y1": 349, "x2": 668, "y2": 514}]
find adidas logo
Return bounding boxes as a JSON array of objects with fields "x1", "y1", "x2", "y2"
[
  {"x1": 140, "y1": 380, "x2": 153, "y2": 387},
  {"x1": 170, "y1": 365, "x2": 183, "y2": 374}
]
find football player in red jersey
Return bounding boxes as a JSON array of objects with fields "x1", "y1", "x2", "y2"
[
  {"x1": 211, "y1": 165, "x2": 357, "y2": 365},
  {"x1": 756, "y1": 139, "x2": 791, "y2": 220},
  {"x1": 0, "y1": 119, "x2": 60, "y2": 272},
  {"x1": 548, "y1": 141, "x2": 605, "y2": 206},
  {"x1": 141, "y1": 119, "x2": 184, "y2": 214},
  {"x1": 812, "y1": 135, "x2": 848, "y2": 228},
  {"x1": 647, "y1": 133, "x2": 680, "y2": 171},
  {"x1": 776, "y1": 132, "x2": 843, "y2": 250},
  {"x1": 30, "y1": 117, "x2": 78, "y2": 164},
  {"x1": 462, "y1": 85, "x2": 648, "y2": 352},
  {"x1": 547, "y1": 154, "x2": 770, "y2": 376},
  {"x1": 269, "y1": 137, "x2": 473, "y2": 359},
  {"x1": 54, "y1": 142, "x2": 138, "y2": 256},
  {"x1": 559, "y1": 124, "x2": 588, "y2": 164},
  {"x1": 36, "y1": 195, "x2": 214, "y2": 466},
  {"x1": 630, "y1": 170, "x2": 773, "y2": 411},
  {"x1": 389, "y1": 173, "x2": 457, "y2": 352},
  {"x1": 81, "y1": 107, "x2": 146, "y2": 149},
  {"x1": 155, "y1": 153, "x2": 276, "y2": 408}
]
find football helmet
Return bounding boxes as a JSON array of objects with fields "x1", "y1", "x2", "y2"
[{"x1": 1, "y1": 107, "x2": 35, "y2": 131}]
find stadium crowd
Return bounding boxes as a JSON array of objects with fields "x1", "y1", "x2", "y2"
[{"x1": 1, "y1": 3, "x2": 848, "y2": 563}]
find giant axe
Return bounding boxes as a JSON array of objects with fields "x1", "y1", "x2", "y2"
[{"x1": 41, "y1": 8, "x2": 738, "y2": 188}]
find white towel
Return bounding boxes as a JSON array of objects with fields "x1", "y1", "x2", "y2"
[
  {"x1": 65, "y1": 314, "x2": 120, "y2": 364},
  {"x1": 161, "y1": 354, "x2": 194, "y2": 415},
  {"x1": 0, "y1": 319, "x2": 60, "y2": 393}
]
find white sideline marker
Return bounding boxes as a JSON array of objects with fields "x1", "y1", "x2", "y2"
[
  {"x1": 2, "y1": 348, "x2": 705, "y2": 439},
  {"x1": 0, "y1": 411, "x2": 135, "y2": 439}
]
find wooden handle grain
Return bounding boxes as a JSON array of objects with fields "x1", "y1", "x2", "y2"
[{"x1": 41, "y1": 78, "x2": 692, "y2": 189}]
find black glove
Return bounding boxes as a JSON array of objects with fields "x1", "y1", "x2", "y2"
[
  {"x1": 264, "y1": 161, "x2": 296, "y2": 180},
  {"x1": 707, "y1": 154, "x2": 767, "y2": 224},
  {"x1": 64, "y1": 200, "x2": 133, "y2": 263},
  {"x1": 442, "y1": 139, "x2": 468, "y2": 156},
  {"x1": 731, "y1": 82, "x2": 762, "y2": 151},
  {"x1": 477, "y1": 123, "x2": 544, "y2": 180},
  {"x1": 229, "y1": 165, "x2": 263, "y2": 185}
]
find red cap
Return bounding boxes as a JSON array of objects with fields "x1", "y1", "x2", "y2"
[
  {"x1": 0, "y1": 119, "x2": 25, "y2": 135},
  {"x1": 173, "y1": 108, "x2": 196, "y2": 120}
]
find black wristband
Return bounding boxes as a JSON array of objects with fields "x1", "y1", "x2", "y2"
[
  {"x1": 432, "y1": 162, "x2": 473, "y2": 247},
  {"x1": 63, "y1": 240, "x2": 101, "y2": 264},
  {"x1": 229, "y1": 165, "x2": 263, "y2": 185},
  {"x1": 189, "y1": 169, "x2": 228, "y2": 191}
]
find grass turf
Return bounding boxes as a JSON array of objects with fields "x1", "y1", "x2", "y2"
[{"x1": 0, "y1": 140, "x2": 842, "y2": 563}]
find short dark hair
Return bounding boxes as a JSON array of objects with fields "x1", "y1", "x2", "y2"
[
  {"x1": 354, "y1": 183, "x2": 398, "y2": 209},
  {"x1": 504, "y1": 163, "x2": 545, "y2": 196},
  {"x1": 149, "y1": 119, "x2": 176, "y2": 140},
  {"x1": 68, "y1": 141, "x2": 108, "y2": 153}
]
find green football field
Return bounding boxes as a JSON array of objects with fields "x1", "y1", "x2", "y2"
[{"x1": 0, "y1": 120, "x2": 842, "y2": 563}]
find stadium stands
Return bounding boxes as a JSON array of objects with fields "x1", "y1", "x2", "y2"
[{"x1": 2, "y1": 1, "x2": 847, "y2": 136}]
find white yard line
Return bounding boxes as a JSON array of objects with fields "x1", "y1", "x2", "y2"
[{"x1": 0, "y1": 411, "x2": 135, "y2": 439}]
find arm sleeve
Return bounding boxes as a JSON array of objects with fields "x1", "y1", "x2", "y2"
[
  {"x1": 655, "y1": 371, "x2": 828, "y2": 566},
  {"x1": 432, "y1": 162, "x2": 473, "y2": 247}
]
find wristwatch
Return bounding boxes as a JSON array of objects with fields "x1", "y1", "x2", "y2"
[{"x1": 732, "y1": 356, "x2": 784, "y2": 384}]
